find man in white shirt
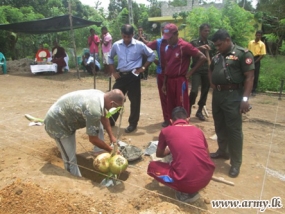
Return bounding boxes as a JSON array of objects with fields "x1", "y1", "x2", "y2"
[{"x1": 82, "y1": 52, "x2": 100, "y2": 74}]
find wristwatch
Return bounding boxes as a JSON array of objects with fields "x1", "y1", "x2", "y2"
[
  {"x1": 142, "y1": 66, "x2": 146, "y2": 70},
  {"x1": 242, "y1": 97, "x2": 249, "y2": 102}
]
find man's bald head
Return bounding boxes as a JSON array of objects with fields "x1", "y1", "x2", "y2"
[
  {"x1": 104, "y1": 89, "x2": 125, "y2": 110},
  {"x1": 107, "y1": 89, "x2": 125, "y2": 102}
]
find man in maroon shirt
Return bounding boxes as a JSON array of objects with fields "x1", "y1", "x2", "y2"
[
  {"x1": 162, "y1": 23, "x2": 206, "y2": 116},
  {"x1": 147, "y1": 107, "x2": 215, "y2": 203},
  {"x1": 147, "y1": 22, "x2": 169, "y2": 127},
  {"x1": 88, "y1": 28, "x2": 100, "y2": 62}
]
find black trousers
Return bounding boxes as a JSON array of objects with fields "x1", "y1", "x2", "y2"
[
  {"x1": 81, "y1": 62, "x2": 99, "y2": 74},
  {"x1": 189, "y1": 72, "x2": 210, "y2": 115},
  {"x1": 252, "y1": 56, "x2": 261, "y2": 93},
  {"x1": 109, "y1": 72, "x2": 141, "y2": 127}
]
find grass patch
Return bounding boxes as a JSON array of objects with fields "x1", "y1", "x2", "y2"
[
  {"x1": 257, "y1": 99, "x2": 278, "y2": 105},
  {"x1": 259, "y1": 55, "x2": 285, "y2": 92}
]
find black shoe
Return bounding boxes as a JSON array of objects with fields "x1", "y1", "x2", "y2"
[
  {"x1": 195, "y1": 111, "x2": 206, "y2": 121},
  {"x1": 161, "y1": 121, "x2": 169, "y2": 127},
  {"x1": 125, "y1": 125, "x2": 137, "y2": 133},
  {"x1": 229, "y1": 166, "x2": 240, "y2": 178},
  {"x1": 175, "y1": 191, "x2": 200, "y2": 203},
  {"x1": 210, "y1": 152, "x2": 230, "y2": 160}
]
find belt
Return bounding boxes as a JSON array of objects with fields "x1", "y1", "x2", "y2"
[
  {"x1": 119, "y1": 71, "x2": 132, "y2": 75},
  {"x1": 216, "y1": 84, "x2": 241, "y2": 91}
]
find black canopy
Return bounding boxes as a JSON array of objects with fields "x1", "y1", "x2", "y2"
[{"x1": 0, "y1": 15, "x2": 101, "y2": 34}]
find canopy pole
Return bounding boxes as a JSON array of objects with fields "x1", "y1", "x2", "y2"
[{"x1": 68, "y1": 0, "x2": 80, "y2": 79}]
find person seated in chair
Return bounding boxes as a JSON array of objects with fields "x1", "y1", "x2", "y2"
[
  {"x1": 51, "y1": 41, "x2": 66, "y2": 74},
  {"x1": 81, "y1": 52, "x2": 100, "y2": 75},
  {"x1": 35, "y1": 44, "x2": 51, "y2": 62},
  {"x1": 147, "y1": 107, "x2": 215, "y2": 203}
]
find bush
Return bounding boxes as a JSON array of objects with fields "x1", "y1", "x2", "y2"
[
  {"x1": 148, "y1": 63, "x2": 157, "y2": 76},
  {"x1": 259, "y1": 55, "x2": 285, "y2": 92},
  {"x1": 279, "y1": 43, "x2": 285, "y2": 55}
]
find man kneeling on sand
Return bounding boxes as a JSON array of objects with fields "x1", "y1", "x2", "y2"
[
  {"x1": 81, "y1": 52, "x2": 100, "y2": 75},
  {"x1": 147, "y1": 107, "x2": 215, "y2": 203}
]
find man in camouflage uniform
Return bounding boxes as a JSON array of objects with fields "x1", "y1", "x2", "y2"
[
  {"x1": 189, "y1": 23, "x2": 215, "y2": 120},
  {"x1": 208, "y1": 29, "x2": 254, "y2": 178},
  {"x1": 44, "y1": 89, "x2": 125, "y2": 177}
]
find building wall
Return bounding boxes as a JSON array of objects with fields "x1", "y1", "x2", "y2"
[
  {"x1": 161, "y1": 0, "x2": 198, "y2": 17},
  {"x1": 157, "y1": 0, "x2": 224, "y2": 40},
  {"x1": 161, "y1": 0, "x2": 224, "y2": 16}
]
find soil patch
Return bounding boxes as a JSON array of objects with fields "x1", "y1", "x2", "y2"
[{"x1": 1, "y1": 68, "x2": 285, "y2": 214}]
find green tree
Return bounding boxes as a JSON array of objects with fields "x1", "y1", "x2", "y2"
[
  {"x1": 237, "y1": 0, "x2": 254, "y2": 11},
  {"x1": 0, "y1": 0, "x2": 96, "y2": 18},
  {"x1": 187, "y1": 7, "x2": 228, "y2": 40},
  {"x1": 147, "y1": 0, "x2": 161, "y2": 18},
  {"x1": 108, "y1": 8, "x2": 130, "y2": 42},
  {"x1": 256, "y1": 0, "x2": 285, "y2": 55},
  {"x1": 222, "y1": 0, "x2": 255, "y2": 47},
  {"x1": 172, "y1": 11, "x2": 188, "y2": 39},
  {"x1": 0, "y1": 5, "x2": 45, "y2": 59},
  {"x1": 108, "y1": 0, "x2": 128, "y2": 20},
  {"x1": 257, "y1": 0, "x2": 285, "y2": 19},
  {"x1": 135, "y1": 4, "x2": 156, "y2": 35},
  {"x1": 93, "y1": 0, "x2": 107, "y2": 19},
  {"x1": 186, "y1": 1, "x2": 255, "y2": 47},
  {"x1": 0, "y1": 0, "x2": 106, "y2": 61},
  {"x1": 0, "y1": 0, "x2": 50, "y2": 15},
  {"x1": 145, "y1": 0, "x2": 162, "y2": 36}
]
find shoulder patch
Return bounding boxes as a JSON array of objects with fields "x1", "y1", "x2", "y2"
[{"x1": 245, "y1": 58, "x2": 253, "y2": 65}]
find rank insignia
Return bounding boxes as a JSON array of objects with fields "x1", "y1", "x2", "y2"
[
  {"x1": 245, "y1": 58, "x2": 253, "y2": 64},
  {"x1": 226, "y1": 55, "x2": 238, "y2": 60}
]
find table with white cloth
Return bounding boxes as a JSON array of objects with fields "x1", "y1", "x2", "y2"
[{"x1": 30, "y1": 63, "x2": 57, "y2": 74}]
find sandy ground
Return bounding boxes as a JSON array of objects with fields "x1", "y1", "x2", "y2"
[{"x1": 0, "y1": 59, "x2": 285, "y2": 214}]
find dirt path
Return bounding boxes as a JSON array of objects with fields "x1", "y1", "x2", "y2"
[{"x1": 0, "y1": 65, "x2": 285, "y2": 214}]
